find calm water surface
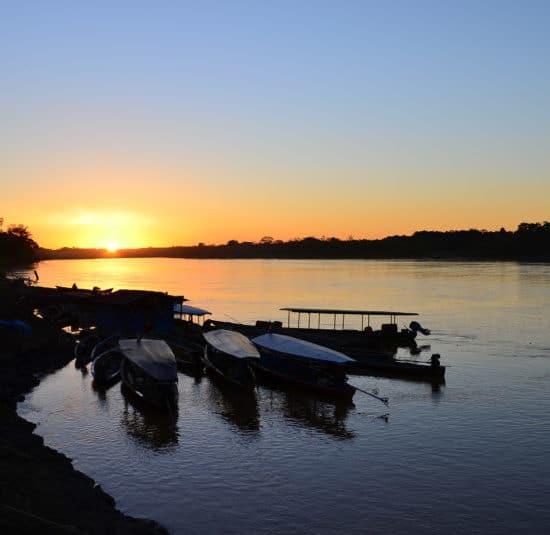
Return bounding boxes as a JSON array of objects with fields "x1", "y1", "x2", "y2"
[{"x1": 19, "y1": 259, "x2": 550, "y2": 534}]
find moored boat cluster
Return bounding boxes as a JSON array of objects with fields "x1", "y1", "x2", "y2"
[{"x1": 71, "y1": 297, "x2": 444, "y2": 409}]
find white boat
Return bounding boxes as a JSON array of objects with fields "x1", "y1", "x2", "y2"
[{"x1": 202, "y1": 329, "x2": 260, "y2": 388}]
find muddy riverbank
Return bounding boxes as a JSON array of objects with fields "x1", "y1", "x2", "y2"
[{"x1": 0, "y1": 282, "x2": 168, "y2": 534}]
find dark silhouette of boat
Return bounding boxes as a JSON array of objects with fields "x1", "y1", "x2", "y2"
[
  {"x1": 202, "y1": 329, "x2": 259, "y2": 388},
  {"x1": 90, "y1": 336, "x2": 122, "y2": 385},
  {"x1": 348, "y1": 353, "x2": 445, "y2": 382},
  {"x1": 56, "y1": 285, "x2": 113, "y2": 295},
  {"x1": 74, "y1": 330, "x2": 101, "y2": 367},
  {"x1": 251, "y1": 333, "x2": 356, "y2": 400},
  {"x1": 205, "y1": 307, "x2": 431, "y2": 357},
  {"x1": 165, "y1": 338, "x2": 204, "y2": 372},
  {"x1": 119, "y1": 338, "x2": 178, "y2": 407}
]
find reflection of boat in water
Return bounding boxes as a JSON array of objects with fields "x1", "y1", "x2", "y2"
[
  {"x1": 203, "y1": 372, "x2": 260, "y2": 432},
  {"x1": 90, "y1": 336, "x2": 122, "y2": 384},
  {"x1": 259, "y1": 383, "x2": 355, "y2": 439},
  {"x1": 121, "y1": 383, "x2": 179, "y2": 449},
  {"x1": 252, "y1": 333, "x2": 356, "y2": 400},
  {"x1": 119, "y1": 338, "x2": 178, "y2": 408},
  {"x1": 202, "y1": 330, "x2": 259, "y2": 389},
  {"x1": 205, "y1": 307, "x2": 430, "y2": 356}
]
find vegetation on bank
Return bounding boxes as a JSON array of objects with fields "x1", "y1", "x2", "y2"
[
  {"x1": 38, "y1": 222, "x2": 550, "y2": 261},
  {"x1": 0, "y1": 218, "x2": 39, "y2": 265}
]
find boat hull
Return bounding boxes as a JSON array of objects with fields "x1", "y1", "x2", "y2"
[
  {"x1": 120, "y1": 357, "x2": 178, "y2": 407},
  {"x1": 91, "y1": 349, "x2": 122, "y2": 384},
  {"x1": 348, "y1": 359, "x2": 445, "y2": 382},
  {"x1": 252, "y1": 347, "x2": 355, "y2": 400},
  {"x1": 201, "y1": 344, "x2": 255, "y2": 389}
]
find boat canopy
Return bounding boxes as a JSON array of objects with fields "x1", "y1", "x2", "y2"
[
  {"x1": 252, "y1": 333, "x2": 354, "y2": 364},
  {"x1": 203, "y1": 329, "x2": 260, "y2": 360},
  {"x1": 119, "y1": 338, "x2": 177, "y2": 381},
  {"x1": 174, "y1": 304, "x2": 212, "y2": 316},
  {"x1": 280, "y1": 307, "x2": 418, "y2": 330}
]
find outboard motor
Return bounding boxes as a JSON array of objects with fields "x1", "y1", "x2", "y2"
[{"x1": 409, "y1": 321, "x2": 431, "y2": 336}]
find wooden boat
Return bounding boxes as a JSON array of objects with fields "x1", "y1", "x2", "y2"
[
  {"x1": 119, "y1": 338, "x2": 178, "y2": 407},
  {"x1": 251, "y1": 333, "x2": 356, "y2": 400},
  {"x1": 202, "y1": 329, "x2": 260, "y2": 388},
  {"x1": 91, "y1": 346, "x2": 122, "y2": 384},
  {"x1": 56, "y1": 285, "x2": 113, "y2": 295},
  {"x1": 166, "y1": 338, "x2": 204, "y2": 371},
  {"x1": 205, "y1": 308, "x2": 431, "y2": 356},
  {"x1": 74, "y1": 330, "x2": 102, "y2": 366},
  {"x1": 347, "y1": 353, "x2": 446, "y2": 382}
]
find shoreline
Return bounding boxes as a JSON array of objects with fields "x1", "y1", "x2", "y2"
[{"x1": 0, "y1": 284, "x2": 169, "y2": 534}]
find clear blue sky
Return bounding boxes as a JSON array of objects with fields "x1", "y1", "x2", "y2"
[{"x1": 1, "y1": 1, "x2": 549, "y2": 247}]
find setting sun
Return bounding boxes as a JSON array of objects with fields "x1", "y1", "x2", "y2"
[{"x1": 105, "y1": 243, "x2": 119, "y2": 253}]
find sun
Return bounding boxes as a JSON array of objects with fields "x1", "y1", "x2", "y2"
[{"x1": 105, "y1": 242, "x2": 119, "y2": 253}]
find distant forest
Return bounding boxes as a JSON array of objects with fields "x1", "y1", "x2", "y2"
[
  {"x1": 0, "y1": 219, "x2": 39, "y2": 266},
  {"x1": 39, "y1": 222, "x2": 550, "y2": 261}
]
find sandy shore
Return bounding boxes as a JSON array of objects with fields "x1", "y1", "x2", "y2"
[{"x1": 0, "y1": 284, "x2": 169, "y2": 534}]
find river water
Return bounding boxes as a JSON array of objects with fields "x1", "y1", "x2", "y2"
[{"x1": 18, "y1": 258, "x2": 550, "y2": 534}]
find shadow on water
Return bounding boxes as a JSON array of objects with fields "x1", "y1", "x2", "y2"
[
  {"x1": 120, "y1": 384, "x2": 179, "y2": 449},
  {"x1": 177, "y1": 364, "x2": 204, "y2": 384},
  {"x1": 203, "y1": 370, "x2": 260, "y2": 433},
  {"x1": 258, "y1": 382, "x2": 356, "y2": 440},
  {"x1": 90, "y1": 379, "x2": 120, "y2": 407}
]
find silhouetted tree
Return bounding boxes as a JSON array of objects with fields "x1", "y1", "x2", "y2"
[{"x1": 0, "y1": 222, "x2": 39, "y2": 264}]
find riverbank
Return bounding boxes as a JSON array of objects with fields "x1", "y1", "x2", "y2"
[{"x1": 0, "y1": 282, "x2": 168, "y2": 534}]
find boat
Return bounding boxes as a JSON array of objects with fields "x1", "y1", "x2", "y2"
[
  {"x1": 74, "y1": 330, "x2": 102, "y2": 366},
  {"x1": 90, "y1": 335, "x2": 122, "y2": 383},
  {"x1": 56, "y1": 285, "x2": 113, "y2": 295},
  {"x1": 202, "y1": 329, "x2": 260, "y2": 388},
  {"x1": 347, "y1": 353, "x2": 446, "y2": 382},
  {"x1": 165, "y1": 338, "x2": 204, "y2": 371},
  {"x1": 119, "y1": 338, "x2": 178, "y2": 407},
  {"x1": 251, "y1": 333, "x2": 356, "y2": 400},
  {"x1": 204, "y1": 307, "x2": 431, "y2": 356},
  {"x1": 91, "y1": 343, "x2": 122, "y2": 384}
]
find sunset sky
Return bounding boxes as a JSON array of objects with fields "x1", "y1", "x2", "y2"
[{"x1": 2, "y1": 1, "x2": 549, "y2": 249}]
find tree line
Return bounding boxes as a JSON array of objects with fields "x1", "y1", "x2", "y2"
[
  {"x1": 0, "y1": 219, "x2": 39, "y2": 265},
  {"x1": 39, "y1": 222, "x2": 550, "y2": 261}
]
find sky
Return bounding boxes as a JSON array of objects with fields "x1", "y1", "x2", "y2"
[{"x1": 1, "y1": 0, "x2": 549, "y2": 249}]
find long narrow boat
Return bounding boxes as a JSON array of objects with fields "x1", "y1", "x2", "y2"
[
  {"x1": 91, "y1": 345, "x2": 122, "y2": 384},
  {"x1": 202, "y1": 329, "x2": 260, "y2": 388},
  {"x1": 74, "y1": 330, "x2": 102, "y2": 367},
  {"x1": 347, "y1": 354, "x2": 446, "y2": 382},
  {"x1": 204, "y1": 307, "x2": 431, "y2": 357},
  {"x1": 119, "y1": 338, "x2": 178, "y2": 407},
  {"x1": 251, "y1": 333, "x2": 356, "y2": 400}
]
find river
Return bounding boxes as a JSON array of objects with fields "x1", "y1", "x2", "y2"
[{"x1": 18, "y1": 258, "x2": 550, "y2": 534}]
